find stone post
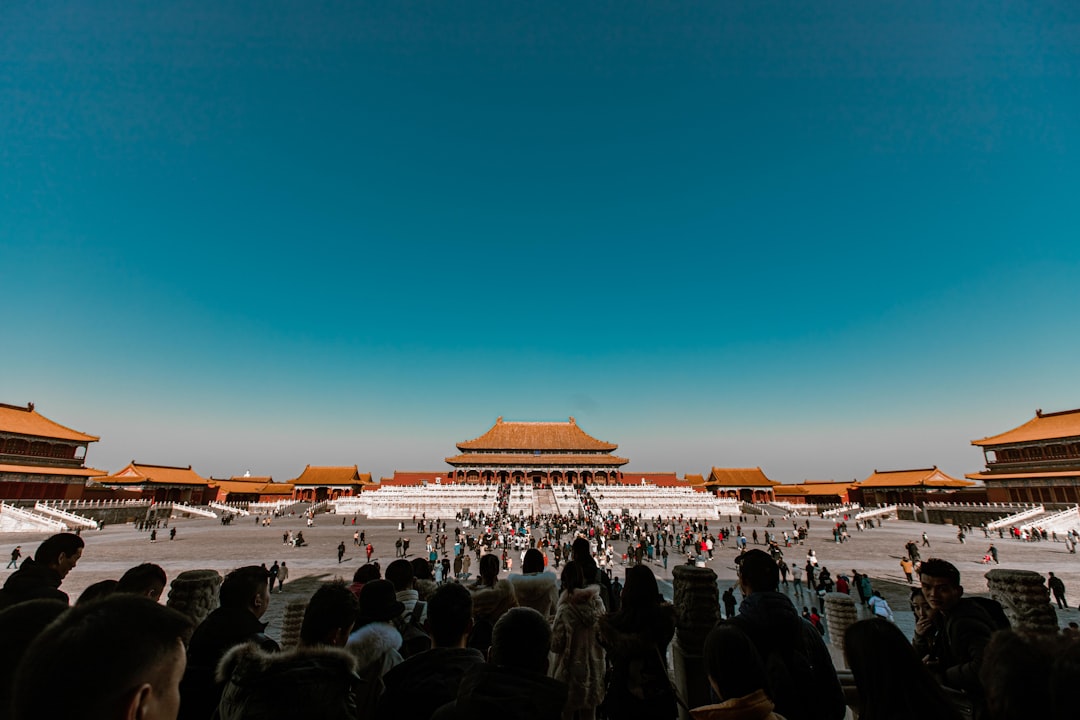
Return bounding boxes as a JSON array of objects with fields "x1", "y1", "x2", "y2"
[
  {"x1": 984, "y1": 568, "x2": 1058, "y2": 633},
  {"x1": 280, "y1": 599, "x2": 309, "y2": 650},
  {"x1": 167, "y1": 569, "x2": 222, "y2": 626},
  {"x1": 823, "y1": 591, "x2": 858, "y2": 655},
  {"x1": 671, "y1": 565, "x2": 720, "y2": 720}
]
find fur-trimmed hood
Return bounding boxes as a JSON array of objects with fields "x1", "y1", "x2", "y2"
[
  {"x1": 509, "y1": 572, "x2": 559, "y2": 618},
  {"x1": 556, "y1": 584, "x2": 605, "y2": 625},
  {"x1": 346, "y1": 621, "x2": 403, "y2": 671},
  {"x1": 214, "y1": 642, "x2": 366, "y2": 720}
]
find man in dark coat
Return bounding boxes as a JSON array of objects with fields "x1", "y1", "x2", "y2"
[
  {"x1": 0, "y1": 533, "x2": 83, "y2": 608},
  {"x1": 179, "y1": 565, "x2": 279, "y2": 720}
]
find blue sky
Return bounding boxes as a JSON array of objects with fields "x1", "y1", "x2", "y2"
[{"x1": 3, "y1": 1, "x2": 1078, "y2": 484}]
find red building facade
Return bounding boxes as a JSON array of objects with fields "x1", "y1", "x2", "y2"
[{"x1": 0, "y1": 402, "x2": 106, "y2": 500}]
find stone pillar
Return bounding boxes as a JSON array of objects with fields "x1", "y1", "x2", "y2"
[
  {"x1": 984, "y1": 568, "x2": 1058, "y2": 633},
  {"x1": 823, "y1": 591, "x2": 859, "y2": 655},
  {"x1": 671, "y1": 565, "x2": 720, "y2": 720},
  {"x1": 280, "y1": 598, "x2": 309, "y2": 650},
  {"x1": 167, "y1": 569, "x2": 222, "y2": 626}
]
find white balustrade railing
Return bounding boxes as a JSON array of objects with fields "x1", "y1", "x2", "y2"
[
  {"x1": 1020, "y1": 505, "x2": 1079, "y2": 534},
  {"x1": 987, "y1": 505, "x2": 1045, "y2": 531},
  {"x1": 855, "y1": 504, "x2": 898, "y2": 520},
  {"x1": 34, "y1": 502, "x2": 98, "y2": 529},
  {"x1": 208, "y1": 501, "x2": 249, "y2": 516},
  {"x1": 0, "y1": 502, "x2": 69, "y2": 532}
]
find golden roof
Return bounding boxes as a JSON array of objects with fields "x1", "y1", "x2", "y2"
[
  {"x1": 972, "y1": 408, "x2": 1080, "y2": 447},
  {"x1": 0, "y1": 402, "x2": 98, "y2": 442},
  {"x1": 457, "y1": 417, "x2": 618, "y2": 452},
  {"x1": 445, "y1": 453, "x2": 628, "y2": 466},
  {"x1": 290, "y1": 465, "x2": 373, "y2": 486},
  {"x1": 0, "y1": 463, "x2": 107, "y2": 478},
  {"x1": 858, "y1": 467, "x2": 973, "y2": 488},
  {"x1": 101, "y1": 462, "x2": 210, "y2": 486},
  {"x1": 705, "y1": 467, "x2": 780, "y2": 487}
]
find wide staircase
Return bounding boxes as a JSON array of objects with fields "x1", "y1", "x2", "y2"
[
  {"x1": 0, "y1": 502, "x2": 70, "y2": 533},
  {"x1": 534, "y1": 487, "x2": 559, "y2": 516}
]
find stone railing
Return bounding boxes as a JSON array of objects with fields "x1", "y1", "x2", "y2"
[
  {"x1": 822, "y1": 503, "x2": 861, "y2": 518},
  {"x1": 855, "y1": 504, "x2": 897, "y2": 520},
  {"x1": 34, "y1": 502, "x2": 99, "y2": 529},
  {"x1": 48, "y1": 499, "x2": 151, "y2": 509},
  {"x1": 1020, "y1": 505, "x2": 1079, "y2": 534},
  {"x1": 208, "y1": 501, "x2": 249, "y2": 516},
  {"x1": 0, "y1": 502, "x2": 68, "y2": 532},
  {"x1": 158, "y1": 502, "x2": 218, "y2": 519},
  {"x1": 987, "y1": 505, "x2": 1045, "y2": 531}
]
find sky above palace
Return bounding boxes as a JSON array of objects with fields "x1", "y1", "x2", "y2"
[{"x1": 3, "y1": 1, "x2": 1079, "y2": 484}]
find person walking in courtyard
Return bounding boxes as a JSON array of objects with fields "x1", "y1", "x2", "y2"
[
  {"x1": 1048, "y1": 572, "x2": 1067, "y2": 609},
  {"x1": 338, "y1": 541, "x2": 346, "y2": 564},
  {"x1": 366, "y1": 543, "x2": 374, "y2": 562},
  {"x1": 7, "y1": 546, "x2": 20, "y2": 569},
  {"x1": 277, "y1": 561, "x2": 289, "y2": 592},
  {"x1": 922, "y1": 531, "x2": 930, "y2": 547},
  {"x1": 987, "y1": 544, "x2": 998, "y2": 564},
  {"x1": 900, "y1": 557, "x2": 914, "y2": 583}
]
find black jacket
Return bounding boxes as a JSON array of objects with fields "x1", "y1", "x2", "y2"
[
  {"x1": 0, "y1": 558, "x2": 67, "y2": 608},
  {"x1": 431, "y1": 664, "x2": 568, "y2": 720},
  {"x1": 378, "y1": 647, "x2": 486, "y2": 720}
]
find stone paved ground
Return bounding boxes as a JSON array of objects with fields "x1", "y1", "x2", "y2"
[{"x1": 2, "y1": 510, "x2": 1078, "y2": 644}]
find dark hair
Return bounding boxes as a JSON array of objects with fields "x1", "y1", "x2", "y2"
[
  {"x1": 427, "y1": 582, "x2": 473, "y2": 647},
  {"x1": 981, "y1": 630, "x2": 1080, "y2": 720},
  {"x1": 736, "y1": 550, "x2": 779, "y2": 592},
  {"x1": 300, "y1": 582, "x2": 358, "y2": 645},
  {"x1": 844, "y1": 619, "x2": 960, "y2": 720},
  {"x1": 918, "y1": 558, "x2": 960, "y2": 587},
  {"x1": 11, "y1": 595, "x2": 192, "y2": 720},
  {"x1": 0, "y1": 599, "x2": 68, "y2": 717},
  {"x1": 411, "y1": 557, "x2": 434, "y2": 581},
  {"x1": 560, "y1": 561, "x2": 584, "y2": 594},
  {"x1": 385, "y1": 559, "x2": 415, "y2": 591},
  {"x1": 219, "y1": 566, "x2": 270, "y2": 609},
  {"x1": 117, "y1": 563, "x2": 167, "y2": 598},
  {"x1": 704, "y1": 624, "x2": 769, "y2": 700},
  {"x1": 490, "y1": 607, "x2": 551, "y2": 671},
  {"x1": 522, "y1": 548, "x2": 545, "y2": 574},
  {"x1": 77, "y1": 580, "x2": 119, "y2": 605},
  {"x1": 478, "y1": 554, "x2": 500, "y2": 585},
  {"x1": 621, "y1": 565, "x2": 662, "y2": 611},
  {"x1": 353, "y1": 563, "x2": 381, "y2": 584},
  {"x1": 34, "y1": 533, "x2": 84, "y2": 566}
]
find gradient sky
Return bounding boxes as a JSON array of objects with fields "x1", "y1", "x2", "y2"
[{"x1": 3, "y1": 1, "x2": 1078, "y2": 485}]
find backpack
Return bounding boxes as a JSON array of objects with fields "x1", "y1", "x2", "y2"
[
  {"x1": 967, "y1": 596, "x2": 1010, "y2": 631},
  {"x1": 728, "y1": 618, "x2": 819, "y2": 720},
  {"x1": 394, "y1": 602, "x2": 431, "y2": 659}
]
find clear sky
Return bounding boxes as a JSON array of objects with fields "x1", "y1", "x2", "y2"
[{"x1": 3, "y1": 1, "x2": 1078, "y2": 485}]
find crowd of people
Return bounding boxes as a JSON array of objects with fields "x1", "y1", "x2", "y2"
[{"x1": 1, "y1": 500, "x2": 1079, "y2": 720}]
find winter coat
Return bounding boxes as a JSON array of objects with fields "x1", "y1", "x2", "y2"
[
  {"x1": 933, "y1": 598, "x2": 998, "y2": 696},
  {"x1": 346, "y1": 621, "x2": 404, "y2": 717},
  {"x1": 509, "y1": 571, "x2": 559, "y2": 619},
  {"x1": 691, "y1": 690, "x2": 787, "y2": 720},
  {"x1": 431, "y1": 664, "x2": 569, "y2": 720},
  {"x1": 550, "y1": 586, "x2": 607, "y2": 711},
  {"x1": 396, "y1": 588, "x2": 427, "y2": 625},
  {"x1": 470, "y1": 578, "x2": 518, "y2": 625},
  {"x1": 598, "y1": 602, "x2": 678, "y2": 720},
  {"x1": 378, "y1": 647, "x2": 486, "y2": 720},
  {"x1": 0, "y1": 558, "x2": 67, "y2": 608},
  {"x1": 214, "y1": 643, "x2": 366, "y2": 720}
]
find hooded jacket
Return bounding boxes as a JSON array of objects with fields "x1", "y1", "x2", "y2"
[
  {"x1": 431, "y1": 664, "x2": 569, "y2": 720},
  {"x1": 551, "y1": 586, "x2": 606, "y2": 710},
  {"x1": 509, "y1": 571, "x2": 559, "y2": 619},
  {"x1": 691, "y1": 689, "x2": 786, "y2": 720},
  {"x1": 0, "y1": 558, "x2": 66, "y2": 607},
  {"x1": 377, "y1": 647, "x2": 486, "y2": 720},
  {"x1": 214, "y1": 643, "x2": 366, "y2": 720},
  {"x1": 598, "y1": 602, "x2": 678, "y2": 720}
]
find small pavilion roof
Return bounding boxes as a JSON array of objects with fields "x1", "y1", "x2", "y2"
[
  {"x1": 445, "y1": 453, "x2": 628, "y2": 466},
  {"x1": 0, "y1": 402, "x2": 98, "y2": 442},
  {"x1": 858, "y1": 467, "x2": 973, "y2": 488},
  {"x1": 972, "y1": 408, "x2": 1080, "y2": 447},
  {"x1": 209, "y1": 477, "x2": 293, "y2": 495},
  {"x1": 0, "y1": 463, "x2": 107, "y2": 478},
  {"x1": 101, "y1": 462, "x2": 210, "y2": 486},
  {"x1": 705, "y1": 467, "x2": 780, "y2": 487},
  {"x1": 456, "y1": 417, "x2": 618, "y2": 452},
  {"x1": 290, "y1": 465, "x2": 373, "y2": 486}
]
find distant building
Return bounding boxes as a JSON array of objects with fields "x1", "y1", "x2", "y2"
[
  {"x1": 444, "y1": 416, "x2": 629, "y2": 485},
  {"x1": 0, "y1": 402, "x2": 106, "y2": 500},
  {"x1": 703, "y1": 467, "x2": 779, "y2": 502},
  {"x1": 856, "y1": 467, "x2": 973, "y2": 506},
  {"x1": 97, "y1": 462, "x2": 213, "y2": 504},
  {"x1": 967, "y1": 407, "x2": 1080, "y2": 504},
  {"x1": 290, "y1": 465, "x2": 374, "y2": 501},
  {"x1": 209, "y1": 476, "x2": 294, "y2": 504},
  {"x1": 774, "y1": 481, "x2": 857, "y2": 505}
]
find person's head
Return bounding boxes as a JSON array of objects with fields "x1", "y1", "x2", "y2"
[
  {"x1": 11, "y1": 595, "x2": 192, "y2": 720},
  {"x1": 219, "y1": 566, "x2": 271, "y2": 619},
  {"x1": 909, "y1": 588, "x2": 931, "y2": 622},
  {"x1": 571, "y1": 537, "x2": 591, "y2": 563},
  {"x1": 77, "y1": 580, "x2": 119, "y2": 605},
  {"x1": 522, "y1": 548, "x2": 545, "y2": 574},
  {"x1": 411, "y1": 557, "x2": 434, "y2": 581},
  {"x1": 980, "y1": 630, "x2": 1080, "y2": 720},
  {"x1": 426, "y1": 582, "x2": 473, "y2": 648},
  {"x1": 845, "y1": 618, "x2": 960, "y2": 720},
  {"x1": 353, "y1": 563, "x2": 381, "y2": 584},
  {"x1": 478, "y1": 554, "x2": 500, "y2": 584},
  {"x1": 0, "y1": 599, "x2": 68, "y2": 717},
  {"x1": 385, "y1": 559, "x2": 415, "y2": 592},
  {"x1": 490, "y1": 607, "x2": 551, "y2": 674},
  {"x1": 918, "y1": 558, "x2": 963, "y2": 612},
  {"x1": 300, "y1": 581, "x2": 358, "y2": 647},
  {"x1": 34, "y1": 533, "x2": 84, "y2": 579},
  {"x1": 560, "y1": 561, "x2": 584, "y2": 594},
  {"x1": 704, "y1": 624, "x2": 770, "y2": 701},
  {"x1": 117, "y1": 563, "x2": 168, "y2": 602},
  {"x1": 621, "y1": 565, "x2": 662, "y2": 610},
  {"x1": 735, "y1": 549, "x2": 779, "y2": 594},
  {"x1": 356, "y1": 580, "x2": 405, "y2": 625}
]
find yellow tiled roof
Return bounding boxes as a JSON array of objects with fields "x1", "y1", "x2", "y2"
[
  {"x1": 973, "y1": 408, "x2": 1080, "y2": 446},
  {"x1": 0, "y1": 402, "x2": 98, "y2": 442},
  {"x1": 457, "y1": 417, "x2": 618, "y2": 452}
]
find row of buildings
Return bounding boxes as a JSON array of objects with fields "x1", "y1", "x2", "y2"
[{"x1": 2, "y1": 402, "x2": 1079, "y2": 507}]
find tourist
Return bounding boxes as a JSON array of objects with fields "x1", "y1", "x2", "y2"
[
  {"x1": 551, "y1": 561, "x2": 606, "y2": 720},
  {"x1": 180, "y1": 565, "x2": 278, "y2": 720},
  {"x1": 378, "y1": 583, "x2": 486, "y2": 720},
  {"x1": 11, "y1": 594, "x2": 192, "y2": 720},
  {"x1": 900, "y1": 557, "x2": 914, "y2": 583},
  {"x1": 346, "y1": 579, "x2": 406, "y2": 714},
  {"x1": 0, "y1": 598, "x2": 68, "y2": 717},
  {"x1": 117, "y1": 562, "x2": 168, "y2": 601},
  {"x1": 468, "y1": 553, "x2": 518, "y2": 653},
  {"x1": 868, "y1": 590, "x2": 894, "y2": 622},
  {"x1": 508, "y1": 548, "x2": 558, "y2": 620},
  {"x1": 385, "y1": 559, "x2": 431, "y2": 657},
  {"x1": 694, "y1": 623, "x2": 785, "y2": 720},
  {"x1": 215, "y1": 581, "x2": 364, "y2": 720},
  {"x1": 726, "y1": 549, "x2": 845, "y2": 720},
  {"x1": 844, "y1": 618, "x2": 961, "y2": 720},
  {"x1": 915, "y1": 558, "x2": 1000, "y2": 700},
  {"x1": 6, "y1": 545, "x2": 20, "y2": 569},
  {"x1": 722, "y1": 586, "x2": 737, "y2": 618},
  {"x1": 598, "y1": 564, "x2": 677, "y2": 720},
  {"x1": 1048, "y1": 572, "x2": 1067, "y2": 609},
  {"x1": 276, "y1": 561, "x2": 288, "y2": 591},
  {"x1": 0, "y1": 532, "x2": 83, "y2": 608}
]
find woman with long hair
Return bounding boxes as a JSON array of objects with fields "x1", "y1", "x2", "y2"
[
  {"x1": 844, "y1": 618, "x2": 961, "y2": 720},
  {"x1": 598, "y1": 565, "x2": 677, "y2": 720},
  {"x1": 551, "y1": 561, "x2": 606, "y2": 720}
]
